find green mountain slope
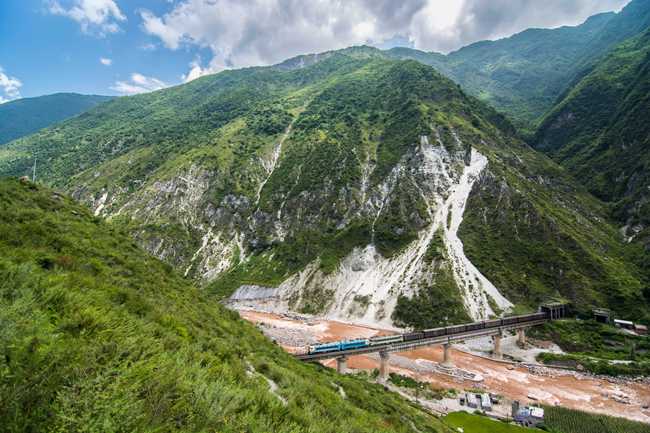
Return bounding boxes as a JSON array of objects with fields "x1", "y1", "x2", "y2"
[
  {"x1": 534, "y1": 29, "x2": 650, "y2": 258},
  {"x1": 0, "y1": 49, "x2": 646, "y2": 325},
  {"x1": 0, "y1": 93, "x2": 113, "y2": 145},
  {"x1": 0, "y1": 178, "x2": 451, "y2": 433},
  {"x1": 386, "y1": 0, "x2": 650, "y2": 128}
]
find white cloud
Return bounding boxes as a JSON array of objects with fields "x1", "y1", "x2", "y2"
[
  {"x1": 181, "y1": 59, "x2": 210, "y2": 82},
  {"x1": 140, "y1": 0, "x2": 629, "y2": 77},
  {"x1": 431, "y1": 0, "x2": 629, "y2": 52},
  {"x1": 111, "y1": 73, "x2": 168, "y2": 95},
  {"x1": 0, "y1": 66, "x2": 22, "y2": 104},
  {"x1": 139, "y1": 42, "x2": 158, "y2": 51},
  {"x1": 141, "y1": 0, "x2": 428, "y2": 76},
  {"x1": 49, "y1": 0, "x2": 126, "y2": 35},
  {"x1": 99, "y1": 57, "x2": 112, "y2": 65}
]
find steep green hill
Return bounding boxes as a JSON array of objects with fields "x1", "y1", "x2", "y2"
[
  {"x1": 0, "y1": 93, "x2": 112, "y2": 145},
  {"x1": 0, "y1": 178, "x2": 451, "y2": 433},
  {"x1": 386, "y1": 0, "x2": 650, "y2": 128},
  {"x1": 0, "y1": 49, "x2": 646, "y2": 325},
  {"x1": 534, "y1": 29, "x2": 650, "y2": 259}
]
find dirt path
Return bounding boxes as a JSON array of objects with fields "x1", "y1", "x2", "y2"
[{"x1": 239, "y1": 309, "x2": 650, "y2": 423}]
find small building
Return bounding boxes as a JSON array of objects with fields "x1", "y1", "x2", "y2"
[
  {"x1": 480, "y1": 393, "x2": 492, "y2": 411},
  {"x1": 614, "y1": 319, "x2": 635, "y2": 330},
  {"x1": 540, "y1": 302, "x2": 568, "y2": 320},
  {"x1": 511, "y1": 400, "x2": 520, "y2": 417},
  {"x1": 593, "y1": 309, "x2": 612, "y2": 324},
  {"x1": 635, "y1": 324, "x2": 648, "y2": 335},
  {"x1": 514, "y1": 406, "x2": 544, "y2": 428},
  {"x1": 466, "y1": 393, "x2": 479, "y2": 409}
]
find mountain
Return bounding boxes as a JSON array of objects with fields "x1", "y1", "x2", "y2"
[
  {"x1": 0, "y1": 93, "x2": 113, "y2": 146},
  {"x1": 534, "y1": 29, "x2": 650, "y2": 256},
  {"x1": 386, "y1": 0, "x2": 650, "y2": 128},
  {"x1": 0, "y1": 48, "x2": 647, "y2": 327},
  {"x1": 0, "y1": 178, "x2": 451, "y2": 433}
]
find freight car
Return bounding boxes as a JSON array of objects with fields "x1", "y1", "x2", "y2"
[
  {"x1": 423, "y1": 327, "x2": 446, "y2": 338},
  {"x1": 421, "y1": 312, "x2": 550, "y2": 341},
  {"x1": 403, "y1": 331, "x2": 424, "y2": 341}
]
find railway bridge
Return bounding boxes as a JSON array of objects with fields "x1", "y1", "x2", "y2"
[{"x1": 295, "y1": 303, "x2": 566, "y2": 379}]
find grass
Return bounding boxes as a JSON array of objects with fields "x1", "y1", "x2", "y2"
[
  {"x1": 543, "y1": 405, "x2": 650, "y2": 433},
  {"x1": 443, "y1": 407, "x2": 650, "y2": 433},
  {"x1": 442, "y1": 412, "x2": 537, "y2": 433},
  {"x1": 0, "y1": 178, "x2": 452, "y2": 433}
]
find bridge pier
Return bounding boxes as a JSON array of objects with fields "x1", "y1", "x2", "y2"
[
  {"x1": 517, "y1": 328, "x2": 526, "y2": 348},
  {"x1": 336, "y1": 356, "x2": 348, "y2": 374},
  {"x1": 379, "y1": 351, "x2": 390, "y2": 380},
  {"x1": 442, "y1": 343, "x2": 453, "y2": 367},
  {"x1": 493, "y1": 333, "x2": 503, "y2": 360}
]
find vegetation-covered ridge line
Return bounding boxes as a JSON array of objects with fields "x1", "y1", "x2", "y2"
[
  {"x1": 1, "y1": 48, "x2": 647, "y2": 326},
  {"x1": 533, "y1": 28, "x2": 650, "y2": 263},
  {"x1": 0, "y1": 93, "x2": 113, "y2": 146},
  {"x1": 385, "y1": 0, "x2": 650, "y2": 129}
]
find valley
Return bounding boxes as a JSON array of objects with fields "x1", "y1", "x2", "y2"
[
  {"x1": 2, "y1": 1, "x2": 650, "y2": 431},
  {"x1": 237, "y1": 308, "x2": 650, "y2": 423}
]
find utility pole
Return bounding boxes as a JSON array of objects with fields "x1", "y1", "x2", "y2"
[{"x1": 32, "y1": 156, "x2": 37, "y2": 182}]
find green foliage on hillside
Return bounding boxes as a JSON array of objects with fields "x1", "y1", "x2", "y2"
[
  {"x1": 534, "y1": 28, "x2": 650, "y2": 260},
  {"x1": 532, "y1": 320, "x2": 649, "y2": 357},
  {"x1": 0, "y1": 93, "x2": 112, "y2": 145},
  {"x1": 0, "y1": 178, "x2": 452, "y2": 433},
  {"x1": 387, "y1": 0, "x2": 650, "y2": 129},
  {"x1": 459, "y1": 139, "x2": 649, "y2": 321},
  {"x1": 392, "y1": 260, "x2": 470, "y2": 329},
  {"x1": 537, "y1": 352, "x2": 650, "y2": 377},
  {"x1": 1, "y1": 44, "x2": 647, "y2": 324},
  {"x1": 531, "y1": 319, "x2": 650, "y2": 376}
]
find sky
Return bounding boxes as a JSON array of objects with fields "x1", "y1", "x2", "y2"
[{"x1": 0, "y1": 0, "x2": 630, "y2": 102}]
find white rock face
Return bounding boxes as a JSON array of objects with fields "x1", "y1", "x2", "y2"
[
  {"x1": 85, "y1": 126, "x2": 512, "y2": 328},
  {"x1": 228, "y1": 134, "x2": 512, "y2": 326},
  {"x1": 254, "y1": 123, "x2": 293, "y2": 209},
  {"x1": 93, "y1": 190, "x2": 108, "y2": 216},
  {"x1": 439, "y1": 149, "x2": 513, "y2": 318}
]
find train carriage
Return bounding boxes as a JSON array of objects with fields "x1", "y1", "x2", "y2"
[
  {"x1": 369, "y1": 335, "x2": 403, "y2": 346},
  {"x1": 501, "y1": 316, "x2": 520, "y2": 326},
  {"x1": 466, "y1": 322, "x2": 484, "y2": 332},
  {"x1": 403, "y1": 331, "x2": 424, "y2": 341},
  {"x1": 445, "y1": 324, "x2": 468, "y2": 335},
  {"x1": 423, "y1": 327, "x2": 446, "y2": 338}
]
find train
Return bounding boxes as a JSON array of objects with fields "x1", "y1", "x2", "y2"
[{"x1": 307, "y1": 311, "x2": 549, "y2": 354}]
